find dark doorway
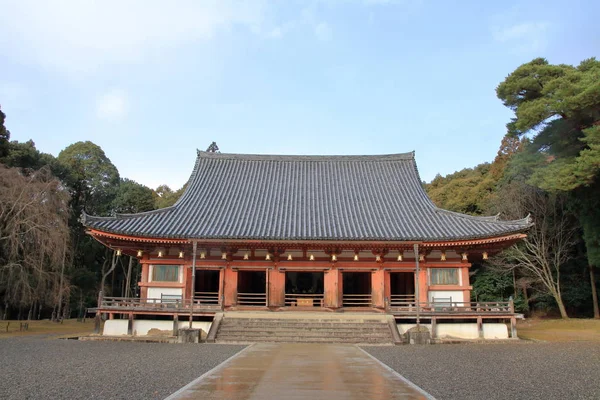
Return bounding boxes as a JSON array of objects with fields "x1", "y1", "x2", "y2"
[
  {"x1": 342, "y1": 272, "x2": 371, "y2": 307},
  {"x1": 390, "y1": 272, "x2": 415, "y2": 295},
  {"x1": 194, "y1": 270, "x2": 220, "y2": 305},
  {"x1": 237, "y1": 271, "x2": 266, "y2": 306},
  {"x1": 284, "y1": 272, "x2": 325, "y2": 307},
  {"x1": 285, "y1": 272, "x2": 324, "y2": 294},
  {"x1": 390, "y1": 272, "x2": 415, "y2": 307}
]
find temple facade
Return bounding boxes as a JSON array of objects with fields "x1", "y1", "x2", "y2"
[{"x1": 83, "y1": 151, "x2": 531, "y2": 339}]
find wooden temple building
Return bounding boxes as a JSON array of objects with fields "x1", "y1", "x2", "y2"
[{"x1": 83, "y1": 151, "x2": 531, "y2": 341}]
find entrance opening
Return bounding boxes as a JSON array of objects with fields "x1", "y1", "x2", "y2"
[
  {"x1": 194, "y1": 270, "x2": 220, "y2": 305},
  {"x1": 237, "y1": 271, "x2": 266, "y2": 306},
  {"x1": 390, "y1": 272, "x2": 415, "y2": 307},
  {"x1": 342, "y1": 272, "x2": 372, "y2": 307},
  {"x1": 285, "y1": 272, "x2": 324, "y2": 307}
]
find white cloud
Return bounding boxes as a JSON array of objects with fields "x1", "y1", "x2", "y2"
[
  {"x1": 491, "y1": 21, "x2": 550, "y2": 52},
  {"x1": 96, "y1": 90, "x2": 128, "y2": 121},
  {"x1": 0, "y1": 0, "x2": 267, "y2": 75},
  {"x1": 314, "y1": 22, "x2": 333, "y2": 41}
]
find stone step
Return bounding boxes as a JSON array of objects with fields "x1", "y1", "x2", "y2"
[
  {"x1": 216, "y1": 331, "x2": 392, "y2": 338},
  {"x1": 223, "y1": 318, "x2": 386, "y2": 324},
  {"x1": 220, "y1": 321, "x2": 388, "y2": 328},
  {"x1": 216, "y1": 337, "x2": 392, "y2": 344},
  {"x1": 215, "y1": 316, "x2": 394, "y2": 344},
  {"x1": 217, "y1": 327, "x2": 390, "y2": 334}
]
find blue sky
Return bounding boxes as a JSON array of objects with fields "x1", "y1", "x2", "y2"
[{"x1": 0, "y1": 0, "x2": 598, "y2": 190}]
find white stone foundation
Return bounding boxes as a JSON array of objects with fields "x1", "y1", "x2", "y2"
[
  {"x1": 397, "y1": 323, "x2": 508, "y2": 339},
  {"x1": 103, "y1": 319, "x2": 212, "y2": 337}
]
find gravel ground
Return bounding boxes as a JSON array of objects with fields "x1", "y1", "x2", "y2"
[
  {"x1": 363, "y1": 342, "x2": 600, "y2": 400},
  {"x1": 0, "y1": 336, "x2": 245, "y2": 400}
]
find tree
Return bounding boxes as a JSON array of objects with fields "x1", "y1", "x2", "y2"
[
  {"x1": 153, "y1": 183, "x2": 187, "y2": 209},
  {"x1": 0, "y1": 165, "x2": 70, "y2": 319},
  {"x1": 0, "y1": 106, "x2": 10, "y2": 158},
  {"x1": 113, "y1": 178, "x2": 155, "y2": 214},
  {"x1": 489, "y1": 183, "x2": 578, "y2": 318},
  {"x1": 497, "y1": 57, "x2": 600, "y2": 318},
  {"x1": 57, "y1": 141, "x2": 120, "y2": 217}
]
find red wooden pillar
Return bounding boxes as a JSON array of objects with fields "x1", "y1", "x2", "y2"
[
  {"x1": 417, "y1": 268, "x2": 428, "y2": 303},
  {"x1": 223, "y1": 267, "x2": 238, "y2": 307},
  {"x1": 384, "y1": 271, "x2": 391, "y2": 307},
  {"x1": 140, "y1": 259, "x2": 150, "y2": 298},
  {"x1": 268, "y1": 269, "x2": 285, "y2": 307},
  {"x1": 461, "y1": 265, "x2": 471, "y2": 302},
  {"x1": 184, "y1": 264, "x2": 192, "y2": 300},
  {"x1": 371, "y1": 269, "x2": 385, "y2": 308},
  {"x1": 324, "y1": 268, "x2": 341, "y2": 308}
]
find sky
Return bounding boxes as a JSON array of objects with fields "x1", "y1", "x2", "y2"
[{"x1": 0, "y1": 0, "x2": 598, "y2": 190}]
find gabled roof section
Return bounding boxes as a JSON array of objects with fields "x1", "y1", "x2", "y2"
[{"x1": 81, "y1": 151, "x2": 532, "y2": 241}]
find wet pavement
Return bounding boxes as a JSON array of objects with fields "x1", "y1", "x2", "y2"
[{"x1": 167, "y1": 343, "x2": 432, "y2": 400}]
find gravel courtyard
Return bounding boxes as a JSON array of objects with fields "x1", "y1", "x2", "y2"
[
  {"x1": 364, "y1": 342, "x2": 600, "y2": 400},
  {"x1": 0, "y1": 336, "x2": 245, "y2": 400}
]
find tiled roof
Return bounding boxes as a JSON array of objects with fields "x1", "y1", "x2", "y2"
[{"x1": 82, "y1": 151, "x2": 532, "y2": 241}]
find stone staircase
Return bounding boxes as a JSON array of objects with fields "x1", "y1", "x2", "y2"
[{"x1": 214, "y1": 313, "x2": 398, "y2": 344}]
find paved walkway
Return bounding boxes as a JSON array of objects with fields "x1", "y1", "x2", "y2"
[{"x1": 167, "y1": 343, "x2": 433, "y2": 400}]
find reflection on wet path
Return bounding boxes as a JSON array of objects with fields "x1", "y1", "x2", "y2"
[{"x1": 170, "y1": 343, "x2": 431, "y2": 400}]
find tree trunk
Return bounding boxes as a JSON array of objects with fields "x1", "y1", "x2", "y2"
[
  {"x1": 125, "y1": 256, "x2": 134, "y2": 298},
  {"x1": 512, "y1": 269, "x2": 517, "y2": 299},
  {"x1": 590, "y1": 264, "x2": 599, "y2": 319},
  {"x1": 555, "y1": 293, "x2": 569, "y2": 319},
  {"x1": 56, "y1": 242, "x2": 68, "y2": 320}
]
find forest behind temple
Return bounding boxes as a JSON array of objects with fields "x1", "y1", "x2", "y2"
[{"x1": 1, "y1": 57, "x2": 599, "y2": 320}]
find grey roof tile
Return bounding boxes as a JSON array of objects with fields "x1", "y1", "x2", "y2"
[{"x1": 82, "y1": 151, "x2": 532, "y2": 241}]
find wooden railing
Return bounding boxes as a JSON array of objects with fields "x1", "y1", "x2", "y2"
[
  {"x1": 237, "y1": 292, "x2": 267, "y2": 306},
  {"x1": 389, "y1": 300, "x2": 514, "y2": 315},
  {"x1": 342, "y1": 294, "x2": 372, "y2": 307},
  {"x1": 194, "y1": 291, "x2": 220, "y2": 305},
  {"x1": 100, "y1": 297, "x2": 221, "y2": 311},
  {"x1": 285, "y1": 293, "x2": 324, "y2": 307},
  {"x1": 390, "y1": 294, "x2": 416, "y2": 307}
]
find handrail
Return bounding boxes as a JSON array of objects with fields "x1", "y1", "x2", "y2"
[
  {"x1": 194, "y1": 291, "x2": 220, "y2": 305},
  {"x1": 389, "y1": 301, "x2": 514, "y2": 314},
  {"x1": 237, "y1": 292, "x2": 267, "y2": 306},
  {"x1": 100, "y1": 296, "x2": 221, "y2": 310},
  {"x1": 342, "y1": 293, "x2": 372, "y2": 307}
]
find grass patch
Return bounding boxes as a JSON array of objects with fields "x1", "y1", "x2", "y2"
[
  {"x1": 518, "y1": 318, "x2": 600, "y2": 342},
  {"x1": 0, "y1": 318, "x2": 97, "y2": 338}
]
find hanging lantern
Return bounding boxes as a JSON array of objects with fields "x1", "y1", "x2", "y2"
[
  {"x1": 221, "y1": 252, "x2": 227, "y2": 260},
  {"x1": 265, "y1": 253, "x2": 271, "y2": 261},
  {"x1": 462, "y1": 252, "x2": 468, "y2": 261},
  {"x1": 482, "y1": 251, "x2": 488, "y2": 260},
  {"x1": 309, "y1": 254, "x2": 315, "y2": 261},
  {"x1": 440, "y1": 251, "x2": 446, "y2": 261},
  {"x1": 116, "y1": 249, "x2": 122, "y2": 256},
  {"x1": 243, "y1": 253, "x2": 249, "y2": 260},
  {"x1": 287, "y1": 254, "x2": 293, "y2": 261},
  {"x1": 157, "y1": 250, "x2": 163, "y2": 258},
  {"x1": 353, "y1": 254, "x2": 359, "y2": 261},
  {"x1": 375, "y1": 255, "x2": 381, "y2": 262},
  {"x1": 178, "y1": 251, "x2": 184, "y2": 259},
  {"x1": 397, "y1": 252, "x2": 403, "y2": 262},
  {"x1": 331, "y1": 254, "x2": 337, "y2": 262},
  {"x1": 419, "y1": 254, "x2": 425, "y2": 262},
  {"x1": 200, "y1": 252, "x2": 206, "y2": 259},
  {"x1": 136, "y1": 250, "x2": 143, "y2": 258}
]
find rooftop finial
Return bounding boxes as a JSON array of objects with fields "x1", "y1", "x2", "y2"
[{"x1": 206, "y1": 142, "x2": 220, "y2": 153}]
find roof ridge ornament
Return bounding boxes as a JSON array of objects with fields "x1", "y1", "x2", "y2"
[{"x1": 206, "y1": 142, "x2": 219, "y2": 153}]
